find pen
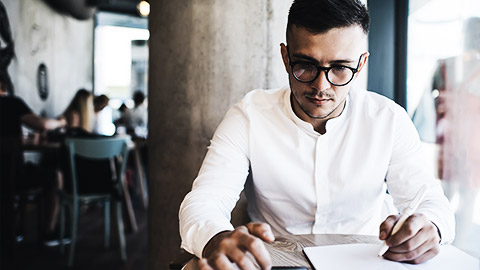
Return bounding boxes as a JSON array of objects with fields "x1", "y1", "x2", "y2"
[{"x1": 377, "y1": 184, "x2": 428, "y2": 256}]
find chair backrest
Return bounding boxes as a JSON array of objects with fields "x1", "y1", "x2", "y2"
[{"x1": 65, "y1": 137, "x2": 130, "y2": 196}]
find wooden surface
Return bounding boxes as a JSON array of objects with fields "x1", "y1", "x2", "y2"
[
  {"x1": 22, "y1": 142, "x2": 61, "y2": 151},
  {"x1": 184, "y1": 234, "x2": 381, "y2": 269}
]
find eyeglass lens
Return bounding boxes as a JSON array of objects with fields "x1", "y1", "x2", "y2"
[{"x1": 292, "y1": 64, "x2": 354, "y2": 85}]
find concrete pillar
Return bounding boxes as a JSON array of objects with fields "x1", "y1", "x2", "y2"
[{"x1": 148, "y1": 1, "x2": 291, "y2": 268}]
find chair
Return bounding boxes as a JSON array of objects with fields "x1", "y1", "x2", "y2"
[
  {"x1": 59, "y1": 137, "x2": 130, "y2": 267},
  {"x1": 15, "y1": 187, "x2": 44, "y2": 244}
]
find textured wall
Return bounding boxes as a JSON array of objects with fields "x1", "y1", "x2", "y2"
[
  {"x1": 148, "y1": 0, "x2": 291, "y2": 268},
  {"x1": 3, "y1": 0, "x2": 93, "y2": 117}
]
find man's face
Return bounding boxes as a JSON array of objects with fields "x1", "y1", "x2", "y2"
[{"x1": 281, "y1": 26, "x2": 368, "y2": 127}]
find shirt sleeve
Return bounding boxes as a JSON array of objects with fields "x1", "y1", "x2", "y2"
[
  {"x1": 179, "y1": 102, "x2": 251, "y2": 258},
  {"x1": 15, "y1": 97, "x2": 33, "y2": 117},
  {"x1": 385, "y1": 105, "x2": 455, "y2": 244}
]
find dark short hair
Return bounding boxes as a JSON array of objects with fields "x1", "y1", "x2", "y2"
[
  {"x1": 0, "y1": 70, "x2": 12, "y2": 94},
  {"x1": 132, "y1": 90, "x2": 145, "y2": 106},
  {"x1": 287, "y1": 0, "x2": 369, "y2": 42},
  {"x1": 94, "y1": 94, "x2": 109, "y2": 112}
]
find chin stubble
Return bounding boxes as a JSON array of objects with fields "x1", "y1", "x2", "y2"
[{"x1": 295, "y1": 93, "x2": 346, "y2": 120}]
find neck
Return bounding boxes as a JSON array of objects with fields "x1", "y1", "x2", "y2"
[
  {"x1": 313, "y1": 100, "x2": 346, "y2": 134},
  {"x1": 291, "y1": 95, "x2": 347, "y2": 134}
]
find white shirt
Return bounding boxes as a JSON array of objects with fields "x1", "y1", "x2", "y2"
[
  {"x1": 93, "y1": 106, "x2": 116, "y2": 136},
  {"x1": 125, "y1": 103, "x2": 148, "y2": 136},
  {"x1": 179, "y1": 86, "x2": 455, "y2": 258}
]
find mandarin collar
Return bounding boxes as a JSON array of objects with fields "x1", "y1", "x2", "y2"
[{"x1": 283, "y1": 86, "x2": 351, "y2": 137}]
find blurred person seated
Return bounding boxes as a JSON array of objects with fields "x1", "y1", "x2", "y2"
[
  {"x1": 62, "y1": 89, "x2": 95, "y2": 133},
  {"x1": 52, "y1": 89, "x2": 118, "y2": 212},
  {"x1": 93, "y1": 94, "x2": 115, "y2": 136},
  {"x1": 0, "y1": 72, "x2": 67, "y2": 245},
  {"x1": 113, "y1": 103, "x2": 129, "y2": 135},
  {"x1": 125, "y1": 90, "x2": 147, "y2": 138}
]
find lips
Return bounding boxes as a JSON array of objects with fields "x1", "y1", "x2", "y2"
[{"x1": 306, "y1": 96, "x2": 332, "y2": 105}]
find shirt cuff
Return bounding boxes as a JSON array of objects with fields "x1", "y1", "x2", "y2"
[
  {"x1": 181, "y1": 223, "x2": 234, "y2": 259},
  {"x1": 431, "y1": 221, "x2": 442, "y2": 243}
]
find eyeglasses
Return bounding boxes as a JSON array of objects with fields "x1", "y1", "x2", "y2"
[{"x1": 287, "y1": 47, "x2": 363, "y2": 86}]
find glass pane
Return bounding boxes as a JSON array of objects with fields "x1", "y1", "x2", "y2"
[
  {"x1": 94, "y1": 25, "x2": 149, "y2": 101},
  {"x1": 408, "y1": 0, "x2": 480, "y2": 255},
  {"x1": 94, "y1": 12, "x2": 149, "y2": 137}
]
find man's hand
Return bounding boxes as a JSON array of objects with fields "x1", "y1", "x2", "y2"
[
  {"x1": 379, "y1": 213, "x2": 441, "y2": 264},
  {"x1": 200, "y1": 222, "x2": 275, "y2": 270}
]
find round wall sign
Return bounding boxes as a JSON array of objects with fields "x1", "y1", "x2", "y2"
[{"x1": 37, "y1": 63, "x2": 49, "y2": 100}]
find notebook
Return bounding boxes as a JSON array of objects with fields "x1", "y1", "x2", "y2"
[{"x1": 303, "y1": 244, "x2": 479, "y2": 270}]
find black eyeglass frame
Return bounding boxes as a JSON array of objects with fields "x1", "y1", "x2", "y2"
[{"x1": 286, "y1": 46, "x2": 364, "y2": 86}]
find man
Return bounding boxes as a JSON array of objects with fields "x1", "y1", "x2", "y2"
[
  {"x1": 179, "y1": 1, "x2": 455, "y2": 269},
  {"x1": 125, "y1": 90, "x2": 148, "y2": 137},
  {"x1": 0, "y1": 72, "x2": 67, "y2": 244}
]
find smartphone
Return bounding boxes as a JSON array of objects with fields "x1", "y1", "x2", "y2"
[{"x1": 271, "y1": 267, "x2": 309, "y2": 270}]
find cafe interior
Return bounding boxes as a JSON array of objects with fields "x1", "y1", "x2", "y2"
[{"x1": 1, "y1": 0, "x2": 480, "y2": 269}]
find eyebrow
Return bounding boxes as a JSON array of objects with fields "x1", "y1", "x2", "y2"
[{"x1": 291, "y1": 53, "x2": 356, "y2": 66}]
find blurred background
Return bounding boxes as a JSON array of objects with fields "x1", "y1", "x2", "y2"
[{"x1": 0, "y1": 0, "x2": 479, "y2": 269}]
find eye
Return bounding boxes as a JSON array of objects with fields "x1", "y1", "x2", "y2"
[
  {"x1": 293, "y1": 62, "x2": 317, "y2": 79},
  {"x1": 330, "y1": 66, "x2": 350, "y2": 75},
  {"x1": 332, "y1": 65, "x2": 347, "y2": 71}
]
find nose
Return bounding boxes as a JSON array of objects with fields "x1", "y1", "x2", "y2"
[{"x1": 310, "y1": 70, "x2": 331, "y2": 91}]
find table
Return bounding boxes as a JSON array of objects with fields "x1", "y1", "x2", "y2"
[{"x1": 183, "y1": 234, "x2": 381, "y2": 269}]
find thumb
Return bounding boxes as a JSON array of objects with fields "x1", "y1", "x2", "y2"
[
  {"x1": 379, "y1": 215, "x2": 400, "y2": 240},
  {"x1": 246, "y1": 222, "x2": 275, "y2": 243}
]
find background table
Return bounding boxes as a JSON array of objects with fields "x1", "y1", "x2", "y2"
[{"x1": 183, "y1": 234, "x2": 381, "y2": 269}]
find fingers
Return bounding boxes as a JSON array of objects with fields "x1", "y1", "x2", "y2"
[
  {"x1": 207, "y1": 253, "x2": 238, "y2": 270},
  {"x1": 386, "y1": 214, "x2": 438, "y2": 247},
  {"x1": 387, "y1": 220, "x2": 438, "y2": 252},
  {"x1": 233, "y1": 228, "x2": 272, "y2": 269},
  {"x1": 406, "y1": 248, "x2": 439, "y2": 264},
  {"x1": 198, "y1": 258, "x2": 214, "y2": 270},
  {"x1": 379, "y1": 215, "x2": 399, "y2": 240},
  {"x1": 386, "y1": 215, "x2": 423, "y2": 247},
  {"x1": 227, "y1": 244, "x2": 258, "y2": 270},
  {"x1": 384, "y1": 241, "x2": 440, "y2": 264},
  {"x1": 381, "y1": 214, "x2": 441, "y2": 264},
  {"x1": 203, "y1": 226, "x2": 272, "y2": 270},
  {"x1": 246, "y1": 222, "x2": 275, "y2": 243}
]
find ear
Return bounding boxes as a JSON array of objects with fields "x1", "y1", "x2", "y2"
[
  {"x1": 355, "y1": 52, "x2": 370, "y2": 76},
  {"x1": 280, "y1": 43, "x2": 290, "y2": 74}
]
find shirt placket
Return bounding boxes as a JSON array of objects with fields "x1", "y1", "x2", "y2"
[{"x1": 312, "y1": 133, "x2": 330, "y2": 233}]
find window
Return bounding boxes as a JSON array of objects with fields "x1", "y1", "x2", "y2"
[
  {"x1": 94, "y1": 11, "x2": 149, "y2": 109},
  {"x1": 408, "y1": 0, "x2": 480, "y2": 254}
]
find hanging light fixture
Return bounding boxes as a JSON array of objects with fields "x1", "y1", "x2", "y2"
[{"x1": 137, "y1": 0, "x2": 150, "y2": 17}]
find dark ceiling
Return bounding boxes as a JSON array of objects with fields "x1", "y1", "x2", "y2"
[
  {"x1": 95, "y1": 0, "x2": 146, "y2": 17},
  {"x1": 42, "y1": 0, "x2": 148, "y2": 20}
]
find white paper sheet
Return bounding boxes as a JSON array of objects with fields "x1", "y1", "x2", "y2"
[{"x1": 303, "y1": 244, "x2": 479, "y2": 270}]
